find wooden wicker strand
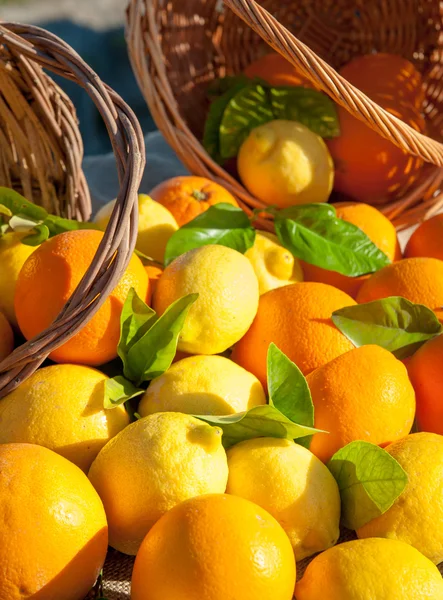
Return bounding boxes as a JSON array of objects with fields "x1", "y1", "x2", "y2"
[{"x1": 0, "y1": 23, "x2": 145, "y2": 399}]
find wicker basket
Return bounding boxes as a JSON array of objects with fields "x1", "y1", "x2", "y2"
[{"x1": 126, "y1": 0, "x2": 443, "y2": 231}]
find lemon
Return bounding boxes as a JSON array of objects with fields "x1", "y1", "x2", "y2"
[
  {"x1": 357, "y1": 432, "x2": 443, "y2": 564},
  {"x1": 245, "y1": 231, "x2": 304, "y2": 294},
  {"x1": 238, "y1": 120, "x2": 334, "y2": 208},
  {"x1": 226, "y1": 437, "x2": 340, "y2": 560},
  {"x1": 0, "y1": 232, "x2": 37, "y2": 327},
  {"x1": 94, "y1": 193, "x2": 178, "y2": 262},
  {"x1": 153, "y1": 245, "x2": 259, "y2": 354},
  {"x1": 295, "y1": 538, "x2": 443, "y2": 599},
  {"x1": 0, "y1": 364, "x2": 129, "y2": 472},
  {"x1": 88, "y1": 412, "x2": 229, "y2": 555},
  {"x1": 139, "y1": 355, "x2": 266, "y2": 417}
]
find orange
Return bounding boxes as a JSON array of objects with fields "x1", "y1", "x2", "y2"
[
  {"x1": 131, "y1": 494, "x2": 296, "y2": 600},
  {"x1": 357, "y1": 257, "x2": 443, "y2": 315},
  {"x1": 14, "y1": 229, "x2": 148, "y2": 366},
  {"x1": 407, "y1": 334, "x2": 443, "y2": 435},
  {"x1": 149, "y1": 176, "x2": 239, "y2": 227},
  {"x1": 244, "y1": 51, "x2": 315, "y2": 88},
  {"x1": 0, "y1": 310, "x2": 13, "y2": 363},
  {"x1": 232, "y1": 282, "x2": 356, "y2": 385},
  {"x1": 0, "y1": 443, "x2": 108, "y2": 600},
  {"x1": 327, "y1": 100, "x2": 425, "y2": 205},
  {"x1": 145, "y1": 264, "x2": 163, "y2": 305},
  {"x1": 306, "y1": 345, "x2": 416, "y2": 462},
  {"x1": 302, "y1": 202, "x2": 402, "y2": 298},
  {"x1": 405, "y1": 213, "x2": 443, "y2": 260}
]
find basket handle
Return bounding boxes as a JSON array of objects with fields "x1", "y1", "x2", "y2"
[{"x1": 223, "y1": 0, "x2": 443, "y2": 168}]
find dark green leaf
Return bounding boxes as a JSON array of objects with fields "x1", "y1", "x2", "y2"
[
  {"x1": 332, "y1": 297, "x2": 443, "y2": 359},
  {"x1": 276, "y1": 202, "x2": 337, "y2": 221},
  {"x1": 104, "y1": 376, "x2": 144, "y2": 409},
  {"x1": 21, "y1": 224, "x2": 50, "y2": 246},
  {"x1": 267, "y1": 343, "x2": 314, "y2": 448},
  {"x1": 164, "y1": 203, "x2": 256, "y2": 266},
  {"x1": 327, "y1": 441, "x2": 408, "y2": 530},
  {"x1": 0, "y1": 187, "x2": 48, "y2": 222}
]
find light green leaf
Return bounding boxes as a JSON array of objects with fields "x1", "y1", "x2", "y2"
[
  {"x1": 327, "y1": 441, "x2": 408, "y2": 530},
  {"x1": 104, "y1": 376, "x2": 144, "y2": 409},
  {"x1": 0, "y1": 204, "x2": 12, "y2": 217},
  {"x1": 0, "y1": 187, "x2": 48, "y2": 222},
  {"x1": 164, "y1": 203, "x2": 255, "y2": 266},
  {"x1": 44, "y1": 214, "x2": 99, "y2": 236},
  {"x1": 332, "y1": 297, "x2": 443, "y2": 359},
  {"x1": 21, "y1": 224, "x2": 50, "y2": 246}
]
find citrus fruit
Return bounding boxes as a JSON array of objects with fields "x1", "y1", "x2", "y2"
[
  {"x1": 149, "y1": 176, "x2": 239, "y2": 227},
  {"x1": 14, "y1": 229, "x2": 148, "y2": 365},
  {"x1": 244, "y1": 51, "x2": 315, "y2": 88},
  {"x1": 407, "y1": 334, "x2": 443, "y2": 434},
  {"x1": 302, "y1": 202, "x2": 402, "y2": 298},
  {"x1": 238, "y1": 120, "x2": 334, "y2": 208},
  {"x1": 356, "y1": 257, "x2": 443, "y2": 315},
  {"x1": 0, "y1": 364, "x2": 129, "y2": 472},
  {"x1": 295, "y1": 538, "x2": 443, "y2": 600},
  {"x1": 0, "y1": 310, "x2": 13, "y2": 363},
  {"x1": 131, "y1": 494, "x2": 296, "y2": 600},
  {"x1": 94, "y1": 193, "x2": 178, "y2": 263},
  {"x1": 0, "y1": 232, "x2": 37, "y2": 327},
  {"x1": 245, "y1": 231, "x2": 304, "y2": 294},
  {"x1": 232, "y1": 282, "x2": 356, "y2": 385},
  {"x1": 306, "y1": 345, "x2": 415, "y2": 462},
  {"x1": 153, "y1": 245, "x2": 259, "y2": 355},
  {"x1": 145, "y1": 264, "x2": 163, "y2": 305},
  {"x1": 357, "y1": 432, "x2": 443, "y2": 564},
  {"x1": 226, "y1": 437, "x2": 340, "y2": 560},
  {"x1": 138, "y1": 355, "x2": 266, "y2": 417},
  {"x1": 88, "y1": 412, "x2": 228, "y2": 555},
  {"x1": 0, "y1": 443, "x2": 108, "y2": 600},
  {"x1": 405, "y1": 213, "x2": 443, "y2": 260}
]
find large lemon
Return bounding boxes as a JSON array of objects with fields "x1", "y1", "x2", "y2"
[
  {"x1": 238, "y1": 120, "x2": 334, "y2": 208},
  {"x1": 153, "y1": 245, "x2": 259, "y2": 354},
  {"x1": 139, "y1": 355, "x2": 266, "y2": 417},
  {"x1": 226, "y1": 437, "x2": 340, "y2": 560},
  {"x1": 88, "y1": 412, "x2": 229, "y2": 555}
]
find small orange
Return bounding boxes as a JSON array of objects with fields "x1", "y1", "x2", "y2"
[
  {"x1": 357, "y1": 257, "x2": 443, "y2": 316},
  {"x1": 244, "y1": 51, "x2": 315, "y2": 89},
  {"x1": 150, "y1": 176, "x2": 239, "y2": 227},
  {"x1": 405, "y1": 213, "x2": 443, "y2": 260},
  {"x1": 145, "y1": 264, "x2": 163, "y2": 305},
  {"x1": 306, "y1": 345, "x2": 416, "y2": 462},
  {"x1": 302, "y1": 202, "x2": 402, "y2": 298},
  {"x1": 131, "y1": 494, "x2": 296, "y2": 600},
  {"x1": 14, "y1": 230, "x2": 148, "y2": 366},
  {"x1": 232, "y1": 282, "x2": 356, "y2": 385},
  {"x1": 0, "y1": 310, "x2": 13, "y2": 363}
]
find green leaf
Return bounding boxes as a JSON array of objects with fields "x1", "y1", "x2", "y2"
[
  {"x1": 267, "y1": 343, "x2": 314, "y2": 448},
  {"x1": 327, "y1": 441, "x2": 408, "y2": 530},
  {"x1": 196, "y1": 404, "x2": 321, "y2": 449},
  {"x1": 206, "y1": 76, "x2": 250, "y2": 98},
  {"x1": 0, "y1": 187, "x2": 48, "y2": 222},
  {"x1": 0, "y1": 204, "x2": 12, "y2": 217},
  {"x1": 274, "y1": 204, "x2": 391, "y2": 277},
  {"x1": 21, "y1": 224, "x2": 50, "y2": 246},
  {"x1": 332, "y1": 297, "x2": 443, "y2": 359},
  {"x1": 44, "y1": 214, "x2": 99, "y2": 236},
  {"x1": 104, "y1": 376, "x2": 144, "y2": 409},
  {"x1": 164, "y1": 203, "x2": 256, "y2": 266},
  {"x1": 126, "y1": 293, "x2": 198, "y2": 385}
]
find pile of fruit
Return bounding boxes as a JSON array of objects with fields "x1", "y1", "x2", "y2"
[{"x1": 0, "y1": 51, "x2": 443, "y2": 600}]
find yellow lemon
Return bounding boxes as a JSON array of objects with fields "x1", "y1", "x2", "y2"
[
  {"x1": 88, "y1": 412, "x2": 229, "y2": 555},
  {"x1": 357, "y1": 432, "x2": 443, "y2": 564},
  {"x1": 0, "y1": 364, "x2": 129, "y2": 472},
  {"x1": 245, "y1": 231, "x2": 303, "y2": 294},
  {"x1": 0, "y1": 232, "x2": 37, "y2": 327},
  {"x1": 295, "y1": 538, "x2": 443, "y2": 599},
  {"x1": 153, "y1": 245, "x2": 259, "y2": 354},
  {"x1": 226, "y1": 437, "x2": 340, "y2": 560},
  {"x1": 139, "y1": 355, "x2": 266, "y2": 417},
  {"x1": 94, "y1": 193, "x2": 178, "y2": 262},
  {"x1": 238, "y1": 120, "x2": 334, "y2": 208}
]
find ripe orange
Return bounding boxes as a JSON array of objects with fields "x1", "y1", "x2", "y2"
[
  {"x1": 306, "y1": 345, "x2": 416, "y2": 462},
  {"x1": 244, "y1": 51, "x2": 315, "y2": 89},
  {"x1": 14, "y1": 230, "x2": 148, "y2": 366},
  {"x1": 149, "y1": 176, "x2": 239, "y2": 227},
  {"x1": 0, "y1": 443, "x2": 108, "y2": 600},
  {"x1": 302, "y1": 202, "x2": 402, "y2": 298},
  {"x1": 407, "y1": 334, "x2": 443, "y2": 435},
  {"x1": 0, "y1": 310, "x2": 13, "y2": 363},
  {"x1": 131, "y1": 494, "x2": 296, "y2": 600},
  {"x1": 145, "y1": 264, "x2": 163, "y2": 305},
  {"x1": 232, "y1": 282, "x2": 356, "y2": 385},
  {"x1": 405, "y1": 214, "x2": 443, "y2": 260},
  {"x1": 357, "y1": 257, "x2": 443, "y2": 316}
]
